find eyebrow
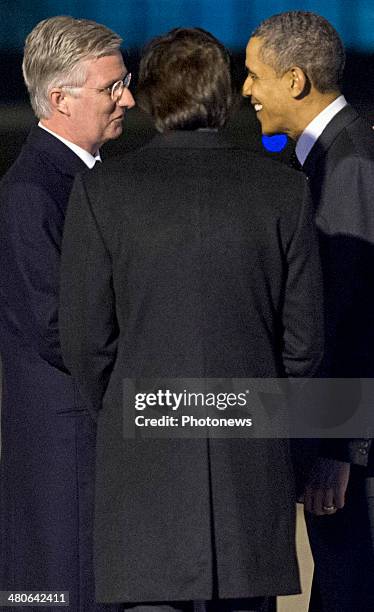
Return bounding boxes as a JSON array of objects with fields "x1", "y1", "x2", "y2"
[{"x1": 101, "y1": 72, "x2": 127, "y2": 89}]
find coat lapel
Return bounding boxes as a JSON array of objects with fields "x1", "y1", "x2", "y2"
[{"x1": 303, "y1": 105, "x2": 359, "y2": 177}]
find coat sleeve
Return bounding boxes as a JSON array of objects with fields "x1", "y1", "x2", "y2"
[
  {"x1": 59, "y1": 173, "x2": 119, "y2": 416},
  {"x1": 281, "y1": 180, "x2": 324, "y2": 378},
  {"x1": 0, "y1": 181, "x2": 67, "y2": 371}
]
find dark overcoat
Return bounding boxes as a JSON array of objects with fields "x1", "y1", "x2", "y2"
[
  {"x1": 0, "y1": 126, "x2": 119, "y2": 612},
  {"x1": 59, "y1": 130, "x2": 324, "y2": 604},
  {"x1": 300, "y1": 106, "x2": 374, "y2": 612}
]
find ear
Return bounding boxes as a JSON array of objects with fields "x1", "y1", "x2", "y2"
[
  {"x1": 49, "y1": 87, "x2": 71, "y2": 116},
  {"x1": 287, "y1": 67, "x2": 308, "y2": 99}
]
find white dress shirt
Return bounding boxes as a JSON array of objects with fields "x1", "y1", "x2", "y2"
[
  {"x1": 295, "y1": 95, "x2": 348, "y2": 166},
  {"x1": 38, "y1": 122, "x2": 101, "y2": 168}
]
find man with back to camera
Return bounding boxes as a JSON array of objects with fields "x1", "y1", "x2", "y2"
[
  {"x1": 0, "y1": 15, "x2": 134, "y2": 610},
  {"x1": 243, "y1": 10, "x2": 374, "y2": 612},
  {"x1": 59, "y1": 27, "x2": 324, "y2": 612}
]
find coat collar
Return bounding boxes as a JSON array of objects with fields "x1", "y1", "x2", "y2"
[
  {"x1": 303, "y1": 105, "x2": 359, "y2": 177},
  {"x1": 26, "y1": 125, "x2": 88, "y2": 177},
  {"x1": 142, "y1": 129, "x2": 236, "y2": 150}
]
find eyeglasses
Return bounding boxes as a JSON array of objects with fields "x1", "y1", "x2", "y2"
[
  {"x1": 107, "y1": 73, "x2": 132, "y2": 101},
  {"x1": 62, "y1": 73, "x2": 132, "y2": 102}
]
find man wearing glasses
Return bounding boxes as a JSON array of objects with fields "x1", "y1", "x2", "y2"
[{"x1": 0, "y1": 15, "x2": 134, "y2": 610}]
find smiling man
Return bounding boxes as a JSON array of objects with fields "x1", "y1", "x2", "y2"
[
  {"x1": 0, "y1": 15, "x2": 134, "y2": 610},
  {"x1": 243, "y1": 18, "x2": 343, "y2": 140},
  {"x1": 244, "y1": 11, "x2": 374, "y2": 612}
]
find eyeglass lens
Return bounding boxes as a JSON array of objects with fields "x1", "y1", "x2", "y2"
[{"x1": 112, "y1": 73, "x2": 131, "y2": 100}]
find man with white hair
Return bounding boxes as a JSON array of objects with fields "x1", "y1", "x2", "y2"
[{"x1": 0, "y1": 16, "x2": 134, "y2": 610}]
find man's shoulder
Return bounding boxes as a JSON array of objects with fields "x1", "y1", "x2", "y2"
[
  {"x1": 91, "y1": 144, "x2": 306, "y2": 186},
  {"x1": 1, "y1": 126, "x2": 86, "y2": 190},
  {"x1": 2, "y1": 132, "x2": 63, "y2": 187},
  {"x1": 0, "y1": 132, "x2": 74, "y2": 215},
  {"x1": 82, "y1": 145, "x2": 309, "y2": 232},
  {"x1": 310, "y1": 113, "x2": 374, "y2": 235},
  {"x1": 328, "y1": 112, "x2": 374, "y2": 163},
  {"x1": 344, "y1": 113, "x2": 374, "y2": 159}
]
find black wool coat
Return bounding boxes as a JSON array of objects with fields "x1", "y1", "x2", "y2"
[{"x1": 59, "y1": 130, "x2": 324, "y2": 604}]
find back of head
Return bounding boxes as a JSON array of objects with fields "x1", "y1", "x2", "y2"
[
  {"x1": 23, "y1": 15, "x2": 122, "y2": 119},
  {"x1": 253, "y1": 11, "x2": 345, "y2": 93},
  {"x1": 137, "y1": 27, "x2": 233, "y2": 132}
]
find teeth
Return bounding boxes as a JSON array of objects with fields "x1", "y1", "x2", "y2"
[{"x1": 254, "y1": 103, "x2": 263, "y2": 112}]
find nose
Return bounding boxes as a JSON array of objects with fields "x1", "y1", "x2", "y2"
[
  {"x1": 242, "y1": 76, "x2": 252, "y2": 98},
  {"x1": 118, "y1": 87, "x2": 135, "y2": 109}
]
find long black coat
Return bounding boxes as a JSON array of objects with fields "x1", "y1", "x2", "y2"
[
  {"x1": 0, "y1": 126, "x2": 119, "y2": 612},
  {"x1": 300, "y1": 106, "x2": 374, "y2": 612},
  {"x1": 59, "y1": 130, "x2": 324, "y2": 604}
]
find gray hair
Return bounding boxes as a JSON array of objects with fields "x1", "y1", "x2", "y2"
[
  {"x1": 253, "y1": 11, "x2": 345, "y2": 93},
  {"x1": 22, "y1": 16, "x2": 123, "y2": 119}
]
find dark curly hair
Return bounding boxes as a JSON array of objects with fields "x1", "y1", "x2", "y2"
[{"x1": 253, "y1": 11, "x2": 345, "y2": 93}]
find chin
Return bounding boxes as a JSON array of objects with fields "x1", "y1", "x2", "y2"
[
  {"x1": 261, "y1": 126, "x2": 279, "y2": 136},
  {"x1": 112, "y1": 124, "x2": 124, "y2": 139},
  {"x1": 257, "y1": 119, "x2": 269, "y2": 135},
  {"x1": 258, "y1": 117, "x2": 278, "y2": 136}
]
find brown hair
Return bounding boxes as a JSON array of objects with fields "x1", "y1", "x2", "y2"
[{"x1": 137, "y1": 28, "x2": 233, "y2": 132}]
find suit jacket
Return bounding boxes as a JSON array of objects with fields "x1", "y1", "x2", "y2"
[
  {"x1": 0, "y1": 126, "x2": 117, "y2": 611},
  {"x1": 300, "y1": 105, "x2": 374, "y2": 612},
  {"x1": 302, "y1": 105, "x2": 374, "y2": 467},
  {"x1": 59, "y1": 130, "x2": 324, "y2": 603}
]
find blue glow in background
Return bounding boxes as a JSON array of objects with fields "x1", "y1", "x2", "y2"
[
  {"x1": 262, "y1": 135, "x2": 289, "y2": 152},
  {"x1": 1, "y1": 1, "x2": 373, "y2": 154},
  {"x1": 0, "y1": 0, "x2": 373, "y2": 52}
]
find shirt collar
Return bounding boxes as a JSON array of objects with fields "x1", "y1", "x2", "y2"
[
  {"x1": 295, "y1": 95, "x2": 348, "y2": 166},
  {"x1": 38, "y1": 122, "x2": 101, "y2": 169}
]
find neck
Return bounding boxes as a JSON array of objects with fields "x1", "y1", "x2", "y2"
[
  {"x1": 40, "y1": 116, "x2": 97, "y2": 155},
  {"x1": 288, "y1": 91, "x2": 342, "y2": 141}
]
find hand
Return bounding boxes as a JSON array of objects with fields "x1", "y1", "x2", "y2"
[{"x1": 300, "y1": 457, "x2": 350, "y2": 516}]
